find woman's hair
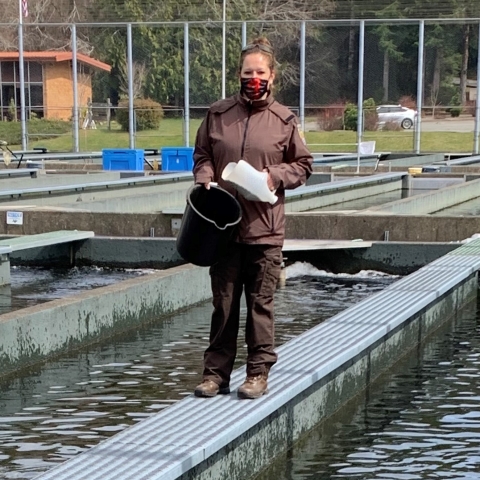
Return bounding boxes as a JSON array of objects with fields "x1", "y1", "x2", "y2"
[{"x1": 238, "y1": 37, "x2": 276, "y2": 73}]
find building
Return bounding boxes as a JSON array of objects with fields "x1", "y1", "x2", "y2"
[
  {"x1": 0, "y1": 51, "x2": 111, "y2": 121},
  {"x1": 452, "y1": 76, "x2": 478, "y2": 102}
]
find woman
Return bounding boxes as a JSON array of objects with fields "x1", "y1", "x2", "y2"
[{"x1": 193, "y1": 37, "x2": 313, "y2": 399}]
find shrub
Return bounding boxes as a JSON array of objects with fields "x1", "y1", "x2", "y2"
[
  {"x1": 343, "y1": 98, "x2": 378, "y2": 131},
  {"x1": 116, "y1": 98, "x2": 164, "y2": 132},
  {"x1": 449, "y1": 106, "x2": 462, "y2": 117},
  {"x1": 343, "y1": 103, "x2": 358, "y2": 131},
  {"x1": 398, "y1": 95, "x2": 416, "y2": 110},
  {"x1": 363, "y1": 98, "x2": 378, "y2": 131},
  {"x1": 0, "y1": 118, "x2": 71, "y2": 145},
  {"x1": 317, "y1": 103, "x2": 345, "y2": 131}
]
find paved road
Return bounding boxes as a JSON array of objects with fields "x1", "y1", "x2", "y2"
[
  {"x1": 420, "y1": 117, "x2": 476, "y2": 133},
  {"x1": 306, "y1": 117, "x2": 478, "y2": 133}
]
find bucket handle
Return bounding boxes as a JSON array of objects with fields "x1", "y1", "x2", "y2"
[{"x1": 188, "y1": 183, "x2": 242, "y2": 231}]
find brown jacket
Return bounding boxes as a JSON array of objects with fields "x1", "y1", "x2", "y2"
[{"x1": 193, "y1": 93, "x2": 313, "y2": 246}]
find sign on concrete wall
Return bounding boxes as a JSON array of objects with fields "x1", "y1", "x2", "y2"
[{"x1": 6, "y1": 211, "x2": 23, "y2": 225}]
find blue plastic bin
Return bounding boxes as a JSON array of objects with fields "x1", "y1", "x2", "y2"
[
  {"x1": 102, "y1": 149, "x2": 144, "y2": 171},
  {"x1": 161, "y1": 147, "x2": 194, "y2": 172}
]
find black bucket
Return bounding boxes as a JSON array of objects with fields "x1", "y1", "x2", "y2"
[{"x1": 176, "y1": 184, "x2": 242, "y2": 267}]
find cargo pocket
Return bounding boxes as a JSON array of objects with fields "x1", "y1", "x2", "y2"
[{"x1": 259, "y1": 247, "x2": 283, "y2": 299}]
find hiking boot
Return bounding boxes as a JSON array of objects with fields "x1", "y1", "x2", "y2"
[
  {"x1": 194, "y1": 380, "x2": 230, "y2": 398},
  {"x1": 237, "y1": 374, "x2": 268, "y2": 399}
]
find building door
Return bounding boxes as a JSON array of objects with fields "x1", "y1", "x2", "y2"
[{"x1": 1, "y1": 85, "x2": 15, "y2": 120}]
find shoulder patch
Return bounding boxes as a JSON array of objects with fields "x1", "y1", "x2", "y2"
[
  {"x1": 269, "y1": 101, "x2": 297, "y2": 124},
  {"x1": 210, "y1": 96, "x2": 237, "y2": 114},
  {"x1": 297, "y1": 123, "x2": 306, "y2": 145}
]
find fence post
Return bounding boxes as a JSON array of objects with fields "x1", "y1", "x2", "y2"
[
  {"x1": 71, "y1": 23, "x2": 79, "y2": 153},
  {"x1": 127, "y1": 23, "x2": 135, "y2": 149},
  {"x1": 18, "y1": 1, "x2": 27, "y2": 150},
  {"x1": 184, "y1": 22, "x2": 190, "y2": 147},
  {"x1": 221, "y1": 0, "x2": 226, "y2": 99},
  {"x1": 241, "y1": 22, "x2": 247, "y2": 47},
  {"x1": 474, "y1": 22, "x2": 480, "y2": 154},
  {"x1": 356, "y1": 20, "x2": 365, "y2": 174},
  {"x1": 300, "y1": 21, "x2": 306, "y2": 136},
  {"x1": 414, "y1": 20, "x2": 425, "y2": 154},
  {"x1": 107, "y1": 98, "x2": 111, "y2": 131}
]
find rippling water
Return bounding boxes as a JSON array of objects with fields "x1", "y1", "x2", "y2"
[
  {"x1": 0, "y1": 264, "x2": 396, "y2": 479},
  {"x1": 255, "y1": 291, "x2": 480, "y2": 480},
  {"x1": 0, "y1": 266, "x2": 150, "y2": 315}
]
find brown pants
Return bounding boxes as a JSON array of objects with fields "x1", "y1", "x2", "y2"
[{"x1": 203, "y1": 243, "x2": 282, "y2": 386}]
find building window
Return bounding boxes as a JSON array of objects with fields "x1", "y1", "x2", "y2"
[{"x1": 0, "y1": 61, "x2": 44, "y2": 120}]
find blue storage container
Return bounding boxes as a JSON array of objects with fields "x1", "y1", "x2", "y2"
[
  {"x1": 161, "y1": 147, "x2": 194, "y2": 172},
  {"x1": 102, "y1": 149, "x2": 144, "y2": 171}
]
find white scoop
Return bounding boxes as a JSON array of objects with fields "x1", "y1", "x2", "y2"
[{"x1": 221, "y1": 160, "x2": 278, "y2": 205}]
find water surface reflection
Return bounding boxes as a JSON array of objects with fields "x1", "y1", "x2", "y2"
[{"x1": 255, "y1": 293, "x2": 480, "y2": 479}]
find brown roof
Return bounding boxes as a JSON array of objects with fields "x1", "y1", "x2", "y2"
[{"x1": 0, "y1": 51, "x2": 111, "y2": 72}]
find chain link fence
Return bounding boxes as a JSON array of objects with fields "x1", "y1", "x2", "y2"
[{"x1": 0, "y1": 19, "x2": 479, "y2": 155}]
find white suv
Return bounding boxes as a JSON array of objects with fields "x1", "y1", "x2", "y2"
[{"x1": 376, "y1": 104, "x2": 417, "y2": 129}]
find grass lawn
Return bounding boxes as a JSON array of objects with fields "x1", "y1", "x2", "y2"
[
  {"x1": 6, "y1": 117, "x2": 477, "y2": 154},
  {"x1": 304, "y1": 130, "x2": 476, "y2": 153},
  {"x1": 22, "y1": 118, "x2": 204, "y2": 152}
]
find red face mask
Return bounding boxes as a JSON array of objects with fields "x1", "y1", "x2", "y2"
[{"x1": 240, "y1": 77, "x2": 269, "y2": 101}]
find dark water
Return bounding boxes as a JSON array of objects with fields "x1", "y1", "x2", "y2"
[
  {"x1": 0, "y1": 264, "x2": 396, "y2": 479},
  {"x1": 255, "y1": 289, "x2": 480, "y2": 480},
  {"x1": 0, "y1": 266, "x2": 150, "y2": 315}
]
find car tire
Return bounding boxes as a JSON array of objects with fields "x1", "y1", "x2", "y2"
[{"x1": 401, "y1": 118, "x2": 413, "y2": 129}]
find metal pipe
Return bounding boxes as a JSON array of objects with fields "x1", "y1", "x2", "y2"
[
  {"x1": 241, "y1": 21, "x2": 247, "y2": 47},
  {"x1": 184, "y1": 23, "x2": 190, "y2": 147},
  {"x1": 356, "y1": 20, "x2": 365, "y2": 174},
  {"x1": 71, "y1": 24, "x2": 79, "y2": 153},
  {"x1": 299, "y1": 21, "x2": 306, "y2": 134},
  {"x1": 221, "y1": 0, "x2": 226, "y2": 99},
  {"x1": 415, "y1": 20, "x2": 425, "y2": 154},
  {"x1": 474, "y1": 22, "x2": 480, "y2": 154},
  {"x1": 127, "y1": 24, "x2": 135, "y2": 149},
  {"x1": 18, "y1": 0, "x2": 27, "y2": 150}
]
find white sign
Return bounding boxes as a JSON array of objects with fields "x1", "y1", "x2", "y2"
[{"x1": 6, "y1": 211, "x2": 23, "y2": 225}]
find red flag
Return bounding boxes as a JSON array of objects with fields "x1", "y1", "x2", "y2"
[{"x1": 22, "y1": 0, "x2": 28, "y2": 18}]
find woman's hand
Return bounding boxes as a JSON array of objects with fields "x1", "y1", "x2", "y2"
[
  {"x1": 263, "y1": 169, "x2": 274, "y2": 191},
  {"x1": 197, "y1": 182, "x2": 211, "y2": 190}
]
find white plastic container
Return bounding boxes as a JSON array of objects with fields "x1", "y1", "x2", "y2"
[{"x1": 221, "y1": 160, "x2": 278, "y2": 205}]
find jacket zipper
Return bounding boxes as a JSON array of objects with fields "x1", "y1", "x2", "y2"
[
  {"x1": 240, "y1": 103, "x2": 252, "y2": 159},
  {"x1": 240, "y1": 103, "x2": 275, "y2": 234}
]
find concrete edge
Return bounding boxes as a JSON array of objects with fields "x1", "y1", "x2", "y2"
[{"x1": 0, "y1": 263, "x2": 210, "y2": 376}]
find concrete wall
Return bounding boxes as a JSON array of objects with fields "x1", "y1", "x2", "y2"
[
  {"x1": 363, "y1": 176, "x2": 480, "y2": 215},
  {"x1": 0, "y1": 263, "x2": 211, "y2": 377},
  {"x1": 284, "y1": 213, "x2": 480, "y2": 243},
  {"x1": 286, "y1": 178, "x2": 404, "y2": 212},
  {"x1": 0, "y1": 210, "x2": 479, "y2": 242},
  {"x1": 7, "y1": 238, "x2": 459, "y2": 275},
  {"x1": 283, "y1": 241, "x2": 459, "y2": 275},
  {"x1": 0, "y1": 178, "x2": 193, "y2": 210}
]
